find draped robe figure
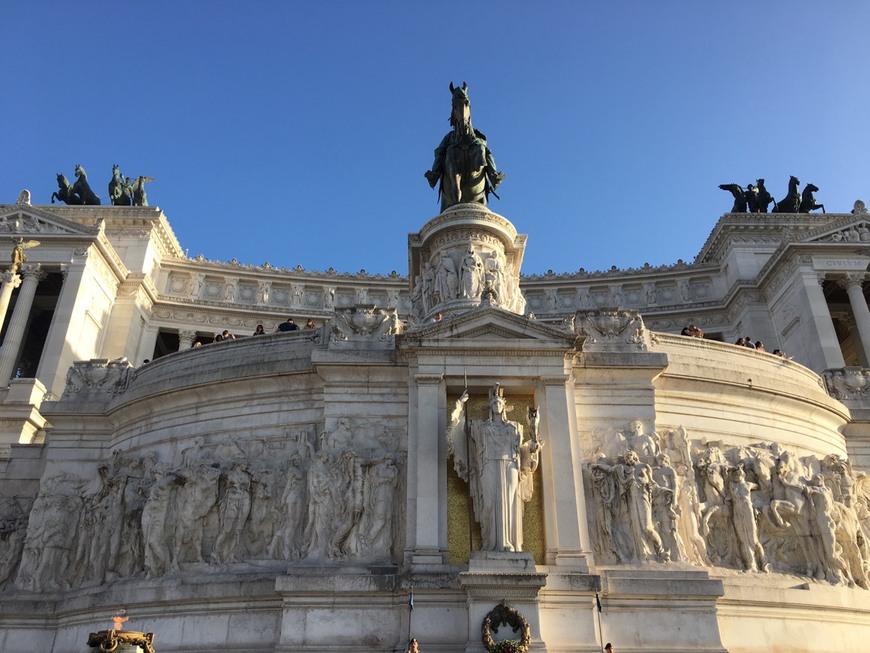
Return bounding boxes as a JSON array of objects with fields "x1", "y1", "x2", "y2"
[{"x1": 447, "y1": 384, "x2": 541, "y2": 552}]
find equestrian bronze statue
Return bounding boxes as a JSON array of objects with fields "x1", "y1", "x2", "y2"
[{"x1": 425, "y1": 82, "x2": 504, "y2": 212}]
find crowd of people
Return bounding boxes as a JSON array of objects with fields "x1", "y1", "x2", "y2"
[
  {"x1": 680, "y1": 324, "x2": 790, "y2": 358},
  {"x1": 192, "y1": 317, "x2": 321, "y2": 347}
]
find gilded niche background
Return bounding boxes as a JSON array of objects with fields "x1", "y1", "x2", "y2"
[{"x1": 447, "y1": 393, "x2": 544, "y2": 564}]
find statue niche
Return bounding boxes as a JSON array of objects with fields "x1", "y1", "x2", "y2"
[
  {"x1": 425, "y1": 82, "x2": 504, "y2": 212},
  {"x1": 447, "y1": 384, "x2": 542, "y2": 553}
]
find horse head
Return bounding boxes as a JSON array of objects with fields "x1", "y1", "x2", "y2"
[
  {"x1": 804, "y1": 183, "x2": 819, "y2": 194},
  {"x1": 74, "y1": 164, "x2": 86, "y2": 180},
  {"x1": 789, "y1": 175, "x2": 800, "y2": 189},
  {"x1": 112, "y1": 164, "x2": 121, "y2": 178},
  {"x1": 449, "y1": 81, "x2": 471, "y2": 128}
]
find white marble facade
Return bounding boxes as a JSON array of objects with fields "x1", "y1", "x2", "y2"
[{"x1": 0, "y1": 200, "x2": 868, "y2": 653}]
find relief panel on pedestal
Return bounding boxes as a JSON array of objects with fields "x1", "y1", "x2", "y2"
[{"x1": 583, "y1": 421, "x2": 870, "y2": 589}]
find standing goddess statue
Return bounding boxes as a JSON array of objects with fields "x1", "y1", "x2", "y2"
[{"x1": 447, "y1": 384, "x2": 542, "y2": 552}]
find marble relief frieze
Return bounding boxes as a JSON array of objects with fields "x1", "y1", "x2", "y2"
[
  {"x1": 1, "y1": 420, "x2": 405, "y2": 592},
  {"x1": 584, "y1": 421, "x2": 870, "y2": 589}
]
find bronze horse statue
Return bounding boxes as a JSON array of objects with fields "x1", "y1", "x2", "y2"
[
  {"x1": 72, "y1": 164, "x2": 101, "y2": 205},
  {"x1": 425, "y1": 82, "x2": 504, "y2": 212},
  {"x1": 799, "y1": 183, "x2": 825, "y2": 214},
  {"x1": 718, "y1": 184, "x2": 748, "y2": 213},
  {"x1": 108, "y1": 164, "x2": 132, "y2": 206},
  {"x1": 773, "y1": 175, "x2": 800, "y2": 213},
  {"x1": 130, "y1": 176, "x2": 154, "y2": 207},
  {"x1": 751, "y1": 179, "x2": 774, "y2": 213},
  {"x1": 51, "y1": 174, "x2": 83, "y2": 205}
]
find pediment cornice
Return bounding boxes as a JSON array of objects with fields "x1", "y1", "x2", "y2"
[
  {"x1": 0, "y1": 204, "x2": 102, "y2": 238},
  {"x1": 695, "y1": 213, "x2": 856, "y2": 265},
  {"x1": 404, "y1": 306, "x2": 576, "y2": 345}
]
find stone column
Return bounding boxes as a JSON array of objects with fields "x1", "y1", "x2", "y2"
[
  {"x1": 840, "y1": 274, "x2": 870, "y2": 365},
  {"x1": 0, "y1": 264, "x2": 42, "y2": 386},
  {"x1": 35, "y1": 256, "x2": 94, "y2": 397},
  {"x1": 0, "y1": 270, "x2": 22, "y2": 330},
  {"x1": 802, "y1": 273, "x2": 845, "y2": 369},
  {"x1": 406, "y1": 373, "x2": 447, "y2": 564},
  {"x1": 537, "y1": 375, "x2": 591, "y2": 570},
  {"x1": 178, "y1": 330, "x2": 197, "y2": 350},
  {"x1": 138, "y1": 324, "x2": 160, "y2": 365}
]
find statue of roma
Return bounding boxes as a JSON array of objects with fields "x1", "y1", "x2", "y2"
[
  {"x1": 447, "y1": 383, "x2": 542, "y2": 553},
  {"x1": 425, "y1": 82, "x2": 505, "y2": 212}
]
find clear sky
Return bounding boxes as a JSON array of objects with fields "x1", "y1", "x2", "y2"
[{"x1": 2, "y1": 2, "x2": 869, "y2": 277}]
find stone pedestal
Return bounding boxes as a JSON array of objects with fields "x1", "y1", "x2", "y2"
[
  {"x1": 408, "y1": 204, "x2": 528, "y2": 322},
  {"x1": 599, "y1": 568, "x2": 727, "y2": 653},
  {"x1": 0, "y1": 378, "x2": 47, "y2": 444},
  {"x1": 459, "y1": 552, "x2": 548, "y2": 653}
]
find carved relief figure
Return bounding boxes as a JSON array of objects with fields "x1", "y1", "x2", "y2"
[
  {"x1": 435, "y1": 251, "x2": 459, "y2": 303},
  {"x1": 447, "y1": 384, "x2": 542, "y2": 553},
  {"x1": 142, "y1": 470, "x2": 179, "y2": 578},
  {"x1": 15, "y1": 474, "x2": 83, "y2": 591},
  {"x1": 484, "y1": 251, "x2": 505, "y2": 300},
  {"x1": 459, "y1": 245, "x2": 483, "y2": 299},
  {"x1": 212, "y1": 463, "x2": 252, "y2": 564},
  {"x1": 727, "y1": 466, "x2": 769, "y2": 573},
  {"x1": 174, "y1": 462, "x2": 221, "y2": 564},
  {"x1": 257, "y1": 282, "x2": 271, "y2": 304},
  {"x1": 592, "y1": 451, "x2": 668, "y2": 562},
  {"x1": 269, "y1": 456, "x2": 308, "y2": 559}
]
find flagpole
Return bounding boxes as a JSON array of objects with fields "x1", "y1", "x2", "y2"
[
  {"x1": 463, "y1": 369, "x2": 473, "y2": 554},
  {"x1": 595, "y1": 592, "x2": 604, "y2": 653},
  {"x1": 408, "y1": 587, "x2": 414, "y2": 642}
]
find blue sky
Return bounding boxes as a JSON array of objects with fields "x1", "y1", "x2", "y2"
[{"x1": 3, "y1": 2, "x2": 869, "y2": 276}]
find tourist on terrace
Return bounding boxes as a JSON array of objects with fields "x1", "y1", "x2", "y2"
[
  {"x1": 221, "y1": 330, "x2": 236, "y2": 341},
  {"x1": 735, "y1": 337, "x2": 745, "y2": 346},
  {"x1": 755, "y1": 341, "x2": 765, "y2": 352},
  {"x1": 743, "y1": 337, "x2": 755, "y2": 349},
  {"x1": 253, "y1": 324, "x2": 265, "y2": 336},
  {"x1": 305, "y1": 319, "x2": 316, "y2": 329},
  {"x1": 276, "y1": 318, "x2": 299, "y2": 333}
]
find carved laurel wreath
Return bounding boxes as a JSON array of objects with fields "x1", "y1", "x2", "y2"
[
  {"x1": 481, "y1": 601, "x2": 531, "y2": 653},
  {"x1": 87, "y1": 630, "x2": 156, "y2": 653}
]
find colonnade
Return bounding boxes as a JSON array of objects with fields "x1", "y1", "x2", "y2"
[{"x1": 0, "y1": 264, "x2": 44, "y2": 386}]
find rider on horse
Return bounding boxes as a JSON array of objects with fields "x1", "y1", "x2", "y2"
[{"x1": 425, "y1": 82, "x2": 504, "y2": 212}]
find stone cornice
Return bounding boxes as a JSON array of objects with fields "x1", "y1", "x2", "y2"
[
  {"x1": 695, "y1": 212, "x2": 859, "y2": 266},
  {"x1": 521, "y1": 259, "x2": 710, "y2": 281},
  {"x1": 37, "y1": 205, "x2": 185, "y2": 258},
  {"x1": 162, "y1": 258, "x2": 410, "y2": 286},
  {"x1": 414, "y1": 204, "x2": 519, "y2": 244}
]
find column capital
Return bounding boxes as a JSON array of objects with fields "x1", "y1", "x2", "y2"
[
  {"x1": 18, "y1": 263, "x2": 43, "y2": 281},
  {"x1": 0, "y1": 270, "x2": 21, "y2": 288},
  {"x1": 838, "y1": 273, "x2": 867, "y2": 290}
]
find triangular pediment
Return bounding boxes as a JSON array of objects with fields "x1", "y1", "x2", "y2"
[
  {"x1": 408, "y1": 306, "x2": 575, "y2": 343},
  {"x1": 802, "y1": 214, "x2": 870, "y2": 245},
  {"x1": 0, "y1": 204, "x2": 102, "y2": 238}
]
